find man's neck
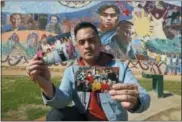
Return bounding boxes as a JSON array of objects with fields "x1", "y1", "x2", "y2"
[
  {"x1": 12, "y1": 27, "x2": 19, "y2": 31},
  {"x1": 83, "y1": 58, "x2": 97, "y2": 66},
  {"x1": 81, "y1": 54, "x2": 100, "y2": 66},
  {"x1": 116, "y1": 36, "x2": 129, "y2": 53},
  {"x1": 100, "y1": 26, "x2": 114, "y2": 33}
]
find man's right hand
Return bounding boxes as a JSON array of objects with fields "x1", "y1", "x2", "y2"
[{"x1": 26, "y1": 55, "x2": 54, "y2": 98}]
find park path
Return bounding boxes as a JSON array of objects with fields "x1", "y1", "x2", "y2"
[
  {"x1": 128, "y1": 91, "x2": 181, "y2": 121},
  {"x1": 2, "y1": 67, "x2": 181, "y2": 82}
]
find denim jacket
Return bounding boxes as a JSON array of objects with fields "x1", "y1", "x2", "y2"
[{"x1": 42, "y1": 60, "x2": 150, "y2": 121}]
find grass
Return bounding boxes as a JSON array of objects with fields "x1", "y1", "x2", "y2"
[
  {"x1": 1, "y1": 75, "x2": 181, "y2": 120},
  {"x1": 139, "y1": 78, "x2": 181, "y2": 95},
  {"x1": 1, "y1": 75, "x2": 60, "y2": 121}
]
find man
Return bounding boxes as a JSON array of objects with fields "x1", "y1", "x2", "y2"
[
  {"x1": 105, "y1": 20, "x2": 137, "y2": 59},
  {"x1": 98, "y1": 4, "x2": 120, "y2": 45},
  {"x1": 26, "y1": 22, "x2": 150, "y2": 121},
  {"x1": 46, "y1": 15, "x2": 61, "y2": 34},
  {"x1": 2, "y1": 13, "x2": 25, "y2": 33},
  {"x1": 165, "y1": 53, "x2": 172, "y2": 75},
  {"x1": 167, "y1": 6, "x2": 180, "y2": 25}
]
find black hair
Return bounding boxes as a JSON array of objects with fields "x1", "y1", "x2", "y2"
[
  {"x1": 74, "y1": 22, "x2": 99, "y2": 37},
  {"x1": 102, "y1": 78, "x2": 106, "y2": 80},
  {"x1": 118, "y1": 20, "x2": 133, "y2": 26},
  {"x1": 10, "y1": 13, "x2": 22, "y2": 22},
  {"x1": 50, "y1": 15, "x2": 59, "y2": 21},
  {"x1": 98, "y1": 4, "x2": 120, "y2": 15},
  {"x1": 88, "y1": 71, "x2": 92, "y2": 74}
]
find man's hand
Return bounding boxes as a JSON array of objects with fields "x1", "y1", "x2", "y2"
[
  {"x1": 109, "y1": 83, "x2": 140, "y2": 111},
  {"x1": 26, "y1": 55, "x2": 54, "y2": 97}
]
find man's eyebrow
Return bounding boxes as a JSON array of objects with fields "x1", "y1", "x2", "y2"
[
  {"x1": 77, "y1": 36, "x2": 96, "y2": 41},
  {"x1": 102, "y1": 12, "x2": 117, "y2": 14}
]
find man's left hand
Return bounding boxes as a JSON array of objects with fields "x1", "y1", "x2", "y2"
[{"x1": 109, "y1": 83, "x2": 139, "y2": 110}]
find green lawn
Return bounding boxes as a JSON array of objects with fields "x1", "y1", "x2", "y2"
[
  {"x1": 1, "y1": 76, "x2": 60, "y2": 121},
  {"x1": 1, "y1": 75, "x2": 181, "y2": 120}
]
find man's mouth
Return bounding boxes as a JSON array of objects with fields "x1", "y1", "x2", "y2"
[
  {"x1": 105, "y1": 22, "x2": 112, "y2": 25},
  {"x1": 84, "y1": 51, "x2": 92, "y2": 55}
]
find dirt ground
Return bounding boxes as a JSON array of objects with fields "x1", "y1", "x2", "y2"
[{"x1": 2, "y1": 67, "x2": 181, "y2": 82}]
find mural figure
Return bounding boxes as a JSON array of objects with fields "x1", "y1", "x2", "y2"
[
  {"x1": 98, "y1": 4, "x2": 120, "y2": 45},
  {"x1": 151, "y1": 7, "x2": 169, "y2": 40},
  {"x1": 167, "y1": 6, "x2": 180, "y2": 25},
  {"x1": 2, "y1": 13, "x2": 25, "y2": 33},
  {"x1": 46, "y1": 15, "x2": 62, "y2": 34},
  {"x1": 104, "y1": 20, "x2": 137, "y2": 59}
]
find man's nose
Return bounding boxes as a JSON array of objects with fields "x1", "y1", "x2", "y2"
[
  {"x1": 106, "y1": 16, "x2": 112, "y2": 20},
  {"x1": 15, "y1": 19, "x2": 19, "y2": 23},
  {"x1": 84, "y1": 41, "x2": 91, "y2": 48}
]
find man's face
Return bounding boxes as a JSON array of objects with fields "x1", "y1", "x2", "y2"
[
  {"x1": 11, "y1": 14, "x2": 21, "y2": 28},
  {"x1": 51, "y1": 16, "x2": 58, "y2": 25},
  {"x1": 76, "y1": 27, "x2": 101, "y2": 61},
  {"x1": 100, "y1": 7, "x2": 119, "y2": 31},
  {"x1": 146, "y1": 2, "x2": 155, "y2": 12},
  {"x1": 117, "y1": 24, "x2": 135, "y2": 44}
]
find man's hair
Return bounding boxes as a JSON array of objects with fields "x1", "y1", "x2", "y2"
[
  {"x1": 118, "y1": 20, "x2": 133, "y2": 26},
  {"x1": 10, "y1": 13, "x2": 22, "y2": 22},
  {"x1": 74, "y1": 22, "x2": 99, "y2": 37},
  {"x1": 97, "y1": 4, "x2": 120, "y2": 15}
]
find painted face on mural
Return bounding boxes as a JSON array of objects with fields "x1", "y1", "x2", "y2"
[
  {"x1": 76, "y1": 27, "x2": 101, "y2": 61},
  {"x1": 100, "y1": 7, "x2": 119, "y2": 32},
  {"x1": 50, "y1": 16, "x2": 58, "y2": 25},
  {"x1": 10, "y1": 14, "x2": 22, "y2": 29},
  {"x1": 147, "y1": 2, "x2": 155, "y2": 12},
  {"x1": 117, "y1": 22, "x2": 135, "y2": 44}
]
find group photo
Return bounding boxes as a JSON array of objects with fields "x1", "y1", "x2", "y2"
[{"x1": 75, "y1": 67, "x2": 119, "y2": 92}]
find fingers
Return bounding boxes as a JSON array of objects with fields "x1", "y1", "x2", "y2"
[
  {"x1": 28, "y1": 59, "x2": 44, "y2": 66},
  {"x1": 32, "y1": 54, "x2": 39, "y2": 60},
  {"x1": 109, "y1": 83, "x2": 139, "y2": 109},
  {"x1": 109, "y1": 89, "x2": 139, "y2": 97},
  {"x1": 112, "y1": 83, "x2": 138, "y2": 90},
  {"x1": 26, "y1": 56, "x2": 47, "y2": 80},
  {"x1": 27, "y1": 65, "x2": 47, "y2": 73},
  {"x1": 29, "y1": 69, "x2": 42, "y2": 76},
  {"x1": 110, "y1": 94, "x2": 136, "y2": 103}
]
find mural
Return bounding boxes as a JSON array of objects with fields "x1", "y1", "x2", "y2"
[{"x1": 1, "y1": 1, "x2": 181, "y2": 75}]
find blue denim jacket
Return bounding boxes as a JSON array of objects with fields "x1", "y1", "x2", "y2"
[{"x1": 42, "y1": 60, "x2": 150, "y2": 121}]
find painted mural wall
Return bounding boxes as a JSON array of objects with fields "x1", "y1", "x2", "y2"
[{"x1": 1, "y1": 1, "x2": 181, "y2": 75}]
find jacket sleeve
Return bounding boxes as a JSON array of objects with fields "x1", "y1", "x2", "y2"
[
  {"x1": 41, "y1": 66, "x2": 74, "y2": 109},
  {"x1": 122, "y1": 64, "x2": 151, "y2": 113}
]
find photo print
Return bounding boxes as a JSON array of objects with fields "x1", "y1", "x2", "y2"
[
  {"x1": 37, "y1": 32, "x2": 78, "y2": 65},
  {"x1": 75, "y1": 66, "x2": 119, "y2": 92}
]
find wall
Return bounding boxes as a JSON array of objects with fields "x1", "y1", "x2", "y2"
[{"x1": 1, "y1": 1, "x2": 181, "y2": 75}]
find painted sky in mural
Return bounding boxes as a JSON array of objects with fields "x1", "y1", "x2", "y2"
[{"x1": 1, "y1": 1, "x2": 181, "y2": 75}]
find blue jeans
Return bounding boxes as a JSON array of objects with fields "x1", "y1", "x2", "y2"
[
  {"x1": 178, "y1": 63, "x2": 182, "y2": 74},
  {"x1": 165, "y1": 65, "x2": 171, "y2": 74},
  {"x1": 46, "y1": 106, "x2": 87, "y2": 121}
]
